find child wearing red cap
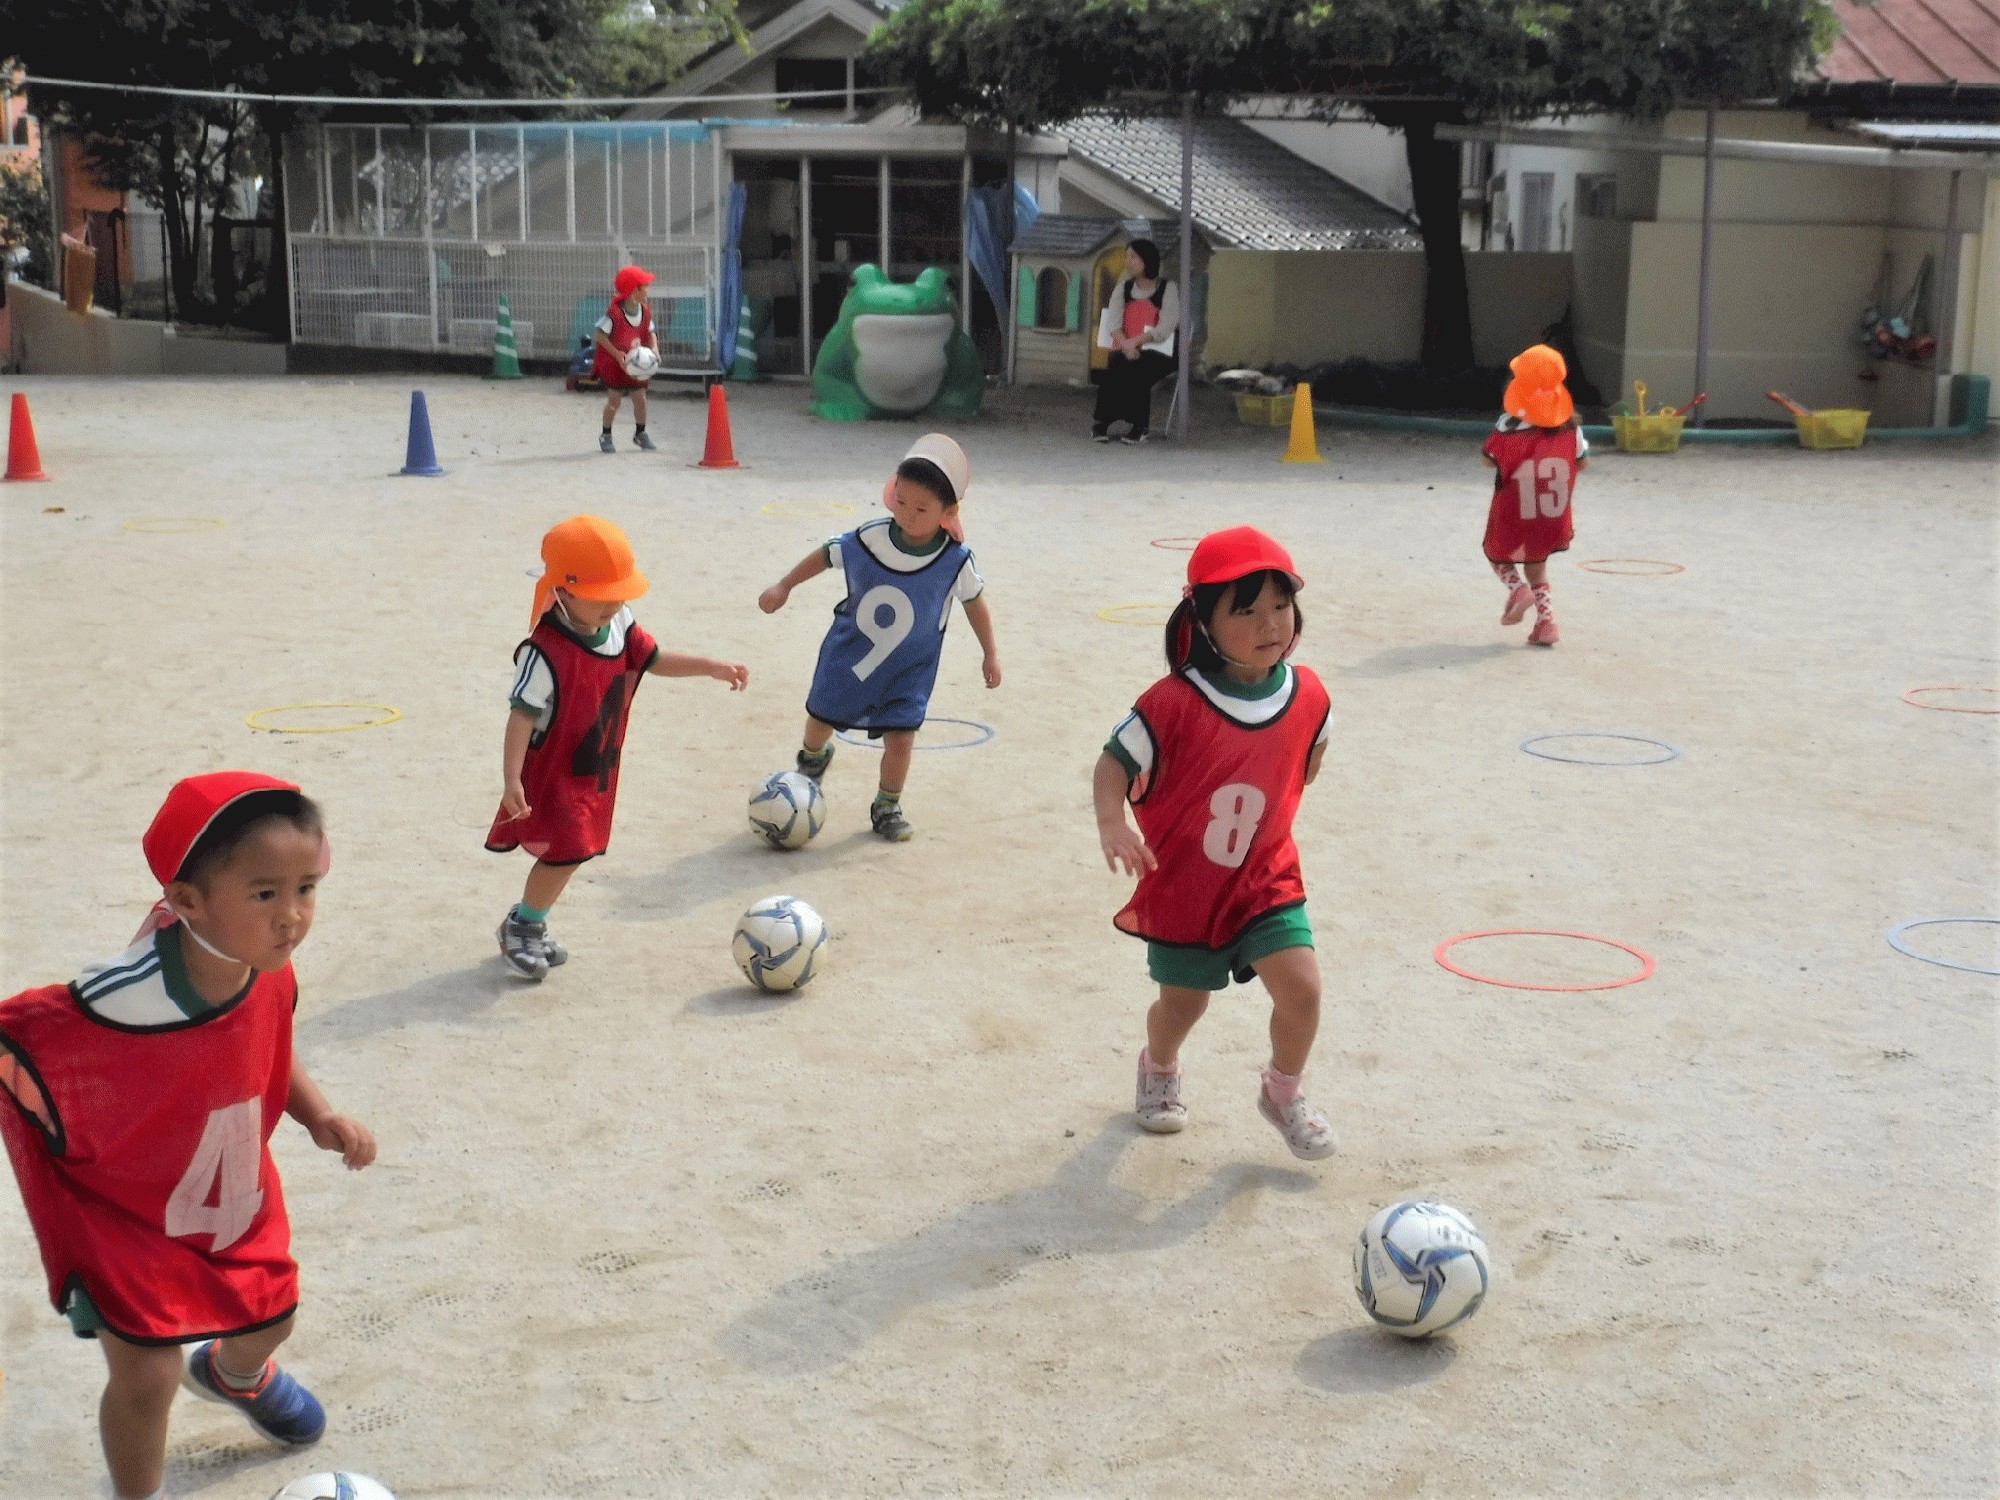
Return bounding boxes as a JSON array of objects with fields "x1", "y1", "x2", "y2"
[
  {"x1": 593, "y1": 264, "x2": 663, "y2": 452},
  {"x1": 489, "y1": 514, "x2": 750, "y2": 979},
  {"x1": 1091, "y1": 527, "x2": 1337, "y2": 1161},
  {"x1": 1482, "y1": 343, "x2": 1589, "y2": 646},
  {"x1": 0, "y1": 773, "x2": 376, "y2": 1500}
]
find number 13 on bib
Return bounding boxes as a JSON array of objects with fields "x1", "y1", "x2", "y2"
[
  {"x1": 1481, "y1": 422, "x2": 1580, "y2": 564},
  {"x1": 1114, "y1": 665, "x2": 1330, "y2": 951}
]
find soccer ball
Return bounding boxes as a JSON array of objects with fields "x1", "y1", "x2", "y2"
[
  {"x1": 733, "y1": 895, "x2": 828, "y2": 992},
  {"x1": 747, "y1": 770, "x2": 825, "y2": 850},
  {"x1": 1352, "y1": 1200, "x2": 1490, "y2": 1338},
  {"x1": 270, "y1": 1477, "x2": 398, "y2": 1500},
  {"x1": 624, "y1": 344, "x2": 660, "y2": 380}
]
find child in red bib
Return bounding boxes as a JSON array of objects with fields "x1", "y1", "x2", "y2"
[
  {"x1": 1481, "y1": 343, "x2": 1589, "y2": 646},
  {"x1": 488, "y1": 514, "x2": 749, "y2": 980},
  {"x1": 0, "y1": 773, "x2": 376, "y2": 1500},
  {"x1": 1092, "y1": 528, "x2": 1336, "y2": 1161},
  {"x1": 593, "y1": 264, "x2": 663, "y2": 452}
]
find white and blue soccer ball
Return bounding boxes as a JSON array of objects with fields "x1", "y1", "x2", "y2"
[
  {"x1": 732, "y1": 894, "x2": 828, "y2": 992},
  {"x1": 1352, "y1": 1200, "x2": 1491, "y2": 1338},
  {"x1": 271, "y1": 1477, "x2": 398, "y2": 1500},
  {"x1": 747, "y1": 770, "x2": 826, "y2": 850},
  {"x1": 624, "y1": 344, "x2": 660, "y2": 380}
]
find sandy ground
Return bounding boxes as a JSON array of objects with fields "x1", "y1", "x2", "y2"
[{"x1": 0, "y1": 373, "x2": 1994, "y2": 1500}]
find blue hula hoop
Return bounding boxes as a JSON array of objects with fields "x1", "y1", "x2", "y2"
[
  {"x1": 834, "y1": 717, "x2": 996, "y2": 752},
  {"x1": 1886, "y1": 918, "x2": 2000, "y2": 977},
  {"x1": 1520, "y1": 732, "x2": 1682, "y2": 767}
]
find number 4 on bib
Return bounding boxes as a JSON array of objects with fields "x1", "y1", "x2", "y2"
[{"x1": 165, "y1": 1099, "x2": 265, "y2": 1251}]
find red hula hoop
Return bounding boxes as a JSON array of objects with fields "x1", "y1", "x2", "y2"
[{"x1": 1433, "y1": 929, "x2": 1657, "y2": 992}]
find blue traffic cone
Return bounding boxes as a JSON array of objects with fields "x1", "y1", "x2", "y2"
[{"x1": 399, "y1": 390, "x2": 444, "y2": 476}]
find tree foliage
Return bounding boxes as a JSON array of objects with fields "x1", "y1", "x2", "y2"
[{"x1": 871, "y1": 0, "x2": 1836, "y2": 370}]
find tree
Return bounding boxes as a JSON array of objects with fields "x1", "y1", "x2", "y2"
[
  {"x1": 0, "y1": 154, "x2": 56, "y2": 287},
  {"x1": 5, "y1": 0, "x2": 734, "y2": 325},
  {"x1": 874, "y1": 0, "x2": 1836, "y2": 378}
]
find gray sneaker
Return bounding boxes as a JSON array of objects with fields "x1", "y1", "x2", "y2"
[
  {"x1": 870, "y1": 798, "x2": 913, "y2": 842},
  {"x1": 1258, "y1": 1085, "x2": 1336, "y2": 1160},
  {"x1": 632, "y1": 429, "x2": 657, "y2": 451},
  {"x1": 1135, "y1": 1056, "x2": 1186, "y2": 1133},
  {"x1": 598, "y1": 432, "x2": 616, "y2": 454},
  {"x1": 497, "y1": 907, "x2": 550, "y2": 981},
  {"x1": 796, "y1": 743, "x2": 834, "y2": 784}
]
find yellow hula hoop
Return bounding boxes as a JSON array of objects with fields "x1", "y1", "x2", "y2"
[
  {"x1": 760, "y1": 500, "x2": 857, "y2": 518},
  {"x1": 1097, "y1": 603, "x2": 1174, "y2": 626},
  {"x1": 245, "y1": 702, "x2": 403, "y2": 735},
  {"x1": 124, "y1": 517, "x2": 227, "y2": 534}
]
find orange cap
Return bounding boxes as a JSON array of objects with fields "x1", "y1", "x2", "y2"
[
  {"x1": 1502, "y1": 343, "x2": 1574, "y2": 429},
  {"x1": 532, "y1": 515, "x2": 649, "y2": 626}
]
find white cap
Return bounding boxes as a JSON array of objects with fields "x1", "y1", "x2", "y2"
[{"x1": 902, "y1": 433, "x2": 969, "y2": 506}]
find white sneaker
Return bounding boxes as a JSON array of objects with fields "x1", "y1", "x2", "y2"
[
  {"x1": 1135, "y1": 1055, "x2": 1186, "y2": 1133},
  {"x1": 1258, "y1": 1085, "x2": 1336, "y2": 1159}
]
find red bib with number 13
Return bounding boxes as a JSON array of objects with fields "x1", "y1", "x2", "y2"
[
  {"x1": 1481, "y1": 421, "x2": 1580, "y2": 564},
  {"x1": 1115, "y1": 664, "x2": 1330, "y2": 951}
]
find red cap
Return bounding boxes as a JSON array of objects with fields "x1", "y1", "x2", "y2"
[
  {"x1": 143, "y1": 771, "x2": 301, "y2": 886},
  {"x1": 1187, "y1": 527, "x2": 1303, "y2": 591},
  {"x1": 614, "y1": 265, "x2": 655, "y2": 300}
]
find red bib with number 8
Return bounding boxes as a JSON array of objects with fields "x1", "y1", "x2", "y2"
[
  {"x1": 1115, "y1": 666, "x2": 1329, "y2": 950},
  {"x1": 1481, "y1": 423, "x2": 1579, "y2": 564},
  {"x1": 0, "y1": 951, "x2": 298, "y2": 1342}
]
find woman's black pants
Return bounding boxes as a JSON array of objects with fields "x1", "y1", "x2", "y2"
[{"x1": 1093, "y1": 350, "x2": 1177, "y2": 434}]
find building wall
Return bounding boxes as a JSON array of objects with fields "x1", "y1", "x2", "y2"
[
  {"x1": 1232, "y1": 111, "x2": 1414, "y2": 217},
  {"x1": 1205, "y1": 250, "x2": 1571, "y2": 372},
  {"x1": 1570, "y1": 216, "x2": 1633, "y2": 404}
]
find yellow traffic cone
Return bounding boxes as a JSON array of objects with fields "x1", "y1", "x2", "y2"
[{"x1": 1280, "y1": 382, "x2": 1324, "y2": 463}]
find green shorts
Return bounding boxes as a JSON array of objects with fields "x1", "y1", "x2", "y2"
[
  {"x1": 64, "y1": 1283, "x2": 106, "y2": 1339},
  {"x1": 1147, "y1": 905, "x2": 1314, "y2": 992}
]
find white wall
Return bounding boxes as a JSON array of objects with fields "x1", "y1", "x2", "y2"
[
  {"x1": 1488, "y1": 118, "x2": 1624, "y2": 252},
  {"x1": 1231, "y1": 108, "x2": 1413, "y2": 216}
]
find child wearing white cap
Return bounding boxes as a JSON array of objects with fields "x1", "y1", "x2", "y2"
[{"x1": 758, "y1": 434, "x2": 1001, "y2": 840}]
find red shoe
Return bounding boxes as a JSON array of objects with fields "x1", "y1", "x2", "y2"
[
  {"x1": 1528, "y1": 616, "x2": 1560, "y2": 647},
  {"x1": 1502, "y1": 584, "x2": 1533, "y2": 625}
]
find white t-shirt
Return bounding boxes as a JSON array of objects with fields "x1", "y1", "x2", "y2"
[
  {"x1": 1109, "y1": 662, "x2": 1329, "y2": 780},
  {"x1": 509, "y1": 606, "x2": 637, "y2": 734},
  {"x1": 825, "y1": 522, "x2": 984, "y2": 605}
]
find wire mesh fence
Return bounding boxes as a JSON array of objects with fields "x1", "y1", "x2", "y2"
[{"x1": 286, "y1": 121, "x2": 720, "y2": 369}]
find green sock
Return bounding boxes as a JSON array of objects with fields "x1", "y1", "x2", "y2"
[
  {"x1": 873, "y1": 787, "x2": 900, "y2": 807},
  {"x1": 800, "y1": 743, "x2": 831, "y2": 764},
  {"x1": 516, "y1": 902, "x2": 551, "y2": 925}
]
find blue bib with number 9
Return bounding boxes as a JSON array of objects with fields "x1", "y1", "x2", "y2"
[{"x1": 804, "y1": 517, "x2": 973, "y2": 733}]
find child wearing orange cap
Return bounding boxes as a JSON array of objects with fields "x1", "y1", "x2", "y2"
[
  {"x1": 489, "y1": 515, "x2": 749, "y2": 979},
  {"x1": 593, "y1": 265, "x2": 663, "y2": 452},
  {"x1": 1481, "y1": 343, "x2": 1589, "y2": 646},
  {"x1": 1092, "y1": 527, "x2": 1337, "y2": 1161},
  {"x1": 0, "y1": 772, "x2": 376, "y2": 1500}
]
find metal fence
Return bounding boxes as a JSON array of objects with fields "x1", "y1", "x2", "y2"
[{"x1": 285, "y1": 121, "x2": 721, "y2": 369}]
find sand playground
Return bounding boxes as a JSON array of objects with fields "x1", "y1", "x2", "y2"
[{"x1": 0, "y1": 374, "x2": 1995, "y2": 1498}]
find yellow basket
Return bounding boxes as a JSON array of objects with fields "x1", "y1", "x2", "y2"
[
  {"x1": 1235, "y1": 391, "x2": 1292, "y2": 427},
  {"x1": 1612, "y1": 412, "x2": 1685, "y2": 453},
  {"x1": 1794, "y1": 409, "x2": 1869, "y2": 449}
]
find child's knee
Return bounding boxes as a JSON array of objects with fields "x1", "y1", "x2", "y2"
[{"x1": 103, "y1": 1342, "x2": 184, "y2": 1408}]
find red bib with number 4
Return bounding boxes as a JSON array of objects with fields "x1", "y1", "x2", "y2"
[
  {"x1": 1481, "y1": 423, "x2": 1580, "y2": 563},
  {"x1": 0, "y1": 941, "x2": 298, "y2": 1343},
  {"x1": 1116, "y1": 666, "x2": 1330, "y2": 951}
]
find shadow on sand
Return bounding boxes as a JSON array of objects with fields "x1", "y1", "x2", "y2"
[
  {"x1": 1338, "y1": 641, "x2": 1513, "y2": 678},
  {"x1": 1294, "y1": 1324, "x2": 1459, "y2": 1394},
  {"x1": 720, "y1": 1119, "x2": 1315, "y2": 1376}
]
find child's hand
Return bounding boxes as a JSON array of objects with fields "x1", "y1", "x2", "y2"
[
  {"x1": 758, "y1": 583, "x2": 789, "y2": 614},
  {"x1": 712, "y1": 661, "x2": 750, "y2": 691},
  {"x1": 308, "y1": 1114, "x2": 377, "y2": 1170},
  {"x1": 501, "y1": 780, "x2": 531, "y2": 821},
  {"x1": 1099, "y1": 821, "x2": 1156, "y2": 878},
  {"x1": 982, "y1": 652, "x2": 1002, "y2": 689}
]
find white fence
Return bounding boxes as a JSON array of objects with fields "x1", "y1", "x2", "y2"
[{"x1": 285, "y1": 122, "x2": 722, "y2": 369}]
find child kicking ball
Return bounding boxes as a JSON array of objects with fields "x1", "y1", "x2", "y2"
[{"x1": 0, "y1": 773, "x2": 376, "y2": 1500}]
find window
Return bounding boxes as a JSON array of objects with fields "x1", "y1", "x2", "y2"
[
  {"x1": 11, "y1": 116, "x2": 27, "y2": 146},
  {"x1": 1519, "y1": 172, "x2": 1554, "y2": 252},
  {"x1": 1034, "y1": 267, "x2": 1069, "y2": 330},
  {"x1": 1576, "y1": 173, "x2": 1617, "y2": 220},
  {"x1": 775, "y1": 58, "x2": 849, "y2": 107}
]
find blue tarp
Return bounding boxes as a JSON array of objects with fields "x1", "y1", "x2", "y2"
[
  {"x1": 718, "y1": 181, "x2": 746, "y2": 371},
  {"x1": 965, "y1": 183, "x2": 1038, "y2": 315}
]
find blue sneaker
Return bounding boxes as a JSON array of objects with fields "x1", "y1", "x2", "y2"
[{"x1": 181, "y1": 1341, "x2": 326, "y2": 1446}]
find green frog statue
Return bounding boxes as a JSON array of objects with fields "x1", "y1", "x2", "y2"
[{"x1": 810, "y1": 264, "x2": 984, "y2": 422}]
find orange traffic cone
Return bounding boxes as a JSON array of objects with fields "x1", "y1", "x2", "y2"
[
  {"x1": 1280, "y1": 383, "x2": 1323, "y2": 464},
  {"x1": 693, "y1": 383, "x2": 744, "y2": 469},
  {"x1": 5, "y1": 393, "x2": 50, "y2": 481}
]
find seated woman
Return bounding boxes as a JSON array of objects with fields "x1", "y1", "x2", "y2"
[{"x1": 1091, "y1": 239, "x2": 1181, "y2": 444}]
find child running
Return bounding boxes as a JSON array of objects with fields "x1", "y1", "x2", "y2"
[
  {"x1": 593, "y1": 264, "x2": 663, "y2": 452},
  {"x1": 1093, "y1": 527, "x2": 1336, "y2": 1160},
  {"x1": 0, "y1": 772, "x2": 376, "y2": 1500},
  {"x1": 1482, "y1": 343, "x2": 1588, "y2": 646},
  {"x1": 758, "y1": 434, "x2": 1000, "y2": 841},
  {"x1": 489, "y1": 515, "x2": 749, "y2": 979}
]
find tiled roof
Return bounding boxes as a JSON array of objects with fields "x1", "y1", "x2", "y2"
[
  {"x1": 1059, "y1": 114, "x2": 1419, "y2": 253},
  {"x1": 1816, "y1": 0, "x2": 2000, "y2": 87},
  {"x1": 1010, "y1": 215, "x2": 1185, "y2": 259}
]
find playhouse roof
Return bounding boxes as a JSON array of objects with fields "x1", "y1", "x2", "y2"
[
  {"x1": 1058, "y1": 114, "x2": 1419, "y2": 253},
  {"x1": 1010, "y1": 215, "x2": 1187, "y2": 260},
  {"x1": 1815, "y1": 0, "x2": 2000, "y2": 89}
]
